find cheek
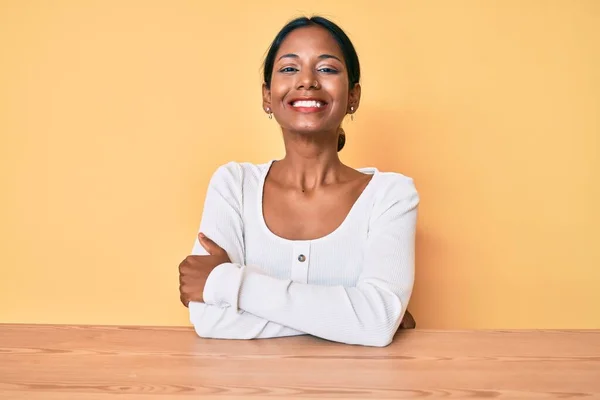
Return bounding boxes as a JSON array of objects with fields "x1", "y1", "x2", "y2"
[
  {"x1": 322, "y1": 79, "x2": 349, "y2": 108},
  {"x1": 268, "y1": 78, "x2": 288, "y2": 104},
  {"x1": 270, "y1": 90, "x2": 288, "y2": 109}
]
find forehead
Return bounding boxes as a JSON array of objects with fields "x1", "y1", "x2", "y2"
[{"x1": 275, "y1": 25, "x2": 344, "y2": 59}]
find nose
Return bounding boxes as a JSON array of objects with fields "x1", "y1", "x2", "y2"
[{"x1": 296, "y1": 69, "x2": 320, "y2": 90}]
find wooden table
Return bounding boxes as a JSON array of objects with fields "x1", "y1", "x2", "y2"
[{"x1": 1, "y1": 325, "x2": 599, "y2": 399}]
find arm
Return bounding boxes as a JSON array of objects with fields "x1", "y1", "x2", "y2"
[
  {"x1": 203, "y1": 176, "x2": 419, "y2": 347},
  {"x1": 188, "y1": 163, "x2": 305, "y2": 339},
  {"x1": 188, "y1": 302, "x2": 304, "y2": 339}
]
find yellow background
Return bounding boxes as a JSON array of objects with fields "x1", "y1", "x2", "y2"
[{"x1": 1, "y1": 0, "x2": 598, "y2": 329}]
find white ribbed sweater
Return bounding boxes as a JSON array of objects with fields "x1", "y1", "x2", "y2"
[{"x1": 188, "y1": 160, "x2": 419, "y2": 347}]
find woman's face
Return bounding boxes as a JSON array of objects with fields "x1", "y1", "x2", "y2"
[{"x1": 263, "y1": 25, "x2": 360, "y2": 135}]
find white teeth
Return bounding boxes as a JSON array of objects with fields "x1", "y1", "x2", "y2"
[{"x1": 292, "y1": 100, "x2": 323, "y2": 108}]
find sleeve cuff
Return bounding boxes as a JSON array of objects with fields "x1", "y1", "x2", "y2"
[
  {"x1": 203, "y1": 262, "x2": 244, "y2": 309},
  {"x1": 188, "y1": 301, "x2": 206, "y2": 325}
]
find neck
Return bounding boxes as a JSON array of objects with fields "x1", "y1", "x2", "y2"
[{"x1": 274, "y1": 131, "x2": 344, "y2": 191}]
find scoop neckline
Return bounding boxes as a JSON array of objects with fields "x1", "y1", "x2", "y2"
[{"x1": 257, "y1": 159, "x2": 379, "y2": 244}]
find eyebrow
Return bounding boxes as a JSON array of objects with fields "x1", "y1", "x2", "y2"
[{"x1": 277, "y1": 53, "x2": 343, "y2": 62}]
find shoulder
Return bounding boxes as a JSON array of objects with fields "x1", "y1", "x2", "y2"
[
  {"x1": 369, "y1": 171, "x2": 420, "y2": 221},
  {"x1": 373, "y1": 170, "x2": 419, "y2": 202},
  {"x1": 207, "y1": 160, "x2": 272, "y2": 192},
  {"x1": 212, "y1": 161, "x2": 270, "y2": 182}
]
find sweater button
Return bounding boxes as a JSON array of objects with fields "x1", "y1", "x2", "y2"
[{"x1": 298, "y1": 254, "x2": 306, "y2": 262}]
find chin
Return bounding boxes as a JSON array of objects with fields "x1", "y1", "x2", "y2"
[
  {"x1": 292, "y1": 126, "x2": 322, "y2": 134},
  {"x1": 287, "y1": 121, "x2": 332, "y2": 134}
]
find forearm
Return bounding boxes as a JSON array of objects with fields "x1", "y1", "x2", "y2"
[
  {"x1": 189, "y1": 301, "x2": 305, "y2": 340},
  {"x1": 204, "y1": 264, "x2": 409, "y2": 347}
]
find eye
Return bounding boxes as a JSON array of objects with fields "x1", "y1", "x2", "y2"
[
  {"x1": 318, "y1": 67, "x2": 339, "y2": 74},
  {"x1": 279, "y1": 66, "x2": 298, "y2": 73}
]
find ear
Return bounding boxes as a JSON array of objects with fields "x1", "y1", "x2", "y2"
[
  {"x1": 348, "y1": 83, "x2": 361, "y2": 114},
  {"x1": 262, "y1": 83, "x2": 272, "y2": 114}
]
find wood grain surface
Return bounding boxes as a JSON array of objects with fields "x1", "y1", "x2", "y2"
[{"x1": 0, "y1": 325, "x2": 599, "y2": 399}]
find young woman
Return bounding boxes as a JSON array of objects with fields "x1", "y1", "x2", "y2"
[{"x1": 178, "y1": 16, "x2": 419, "y2": 347}]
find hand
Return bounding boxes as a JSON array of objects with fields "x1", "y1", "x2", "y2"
[
  {"x1": 178, "y1": 233, "x2": 231, "y2": 307},
  {"x1": 399, "y1": 310, "x2": 416, "y2": 329}
]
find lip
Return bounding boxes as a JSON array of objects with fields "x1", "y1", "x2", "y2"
[{"x1": 287, "y1": 97, "x2": 329, "y2": 113}]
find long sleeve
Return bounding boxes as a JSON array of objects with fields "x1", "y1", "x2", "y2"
[
  {"x1": 203, "y1": 175, "x2": 419, "y2": 347},
  {"x1": 188, "y1": 163, "x2": 305, "y2": 339}
]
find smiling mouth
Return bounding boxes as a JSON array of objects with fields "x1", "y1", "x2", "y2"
[{"x1": 291, "y1": 100, "x2": 326, "y2": 108}]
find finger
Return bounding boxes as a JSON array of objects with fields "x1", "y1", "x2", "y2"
[
  {"x1": 197, "y1": 233, "x2": 215, "y2": 254},
  {"x1": 180, "y1": 293, "x2": 189, "y2": 308},
  {"x1": 180, "y1": 264, "x2": 206, "y2": 278},
  {"x1": 198, "y1": 233, "x2": 225, "y2": 256}
]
